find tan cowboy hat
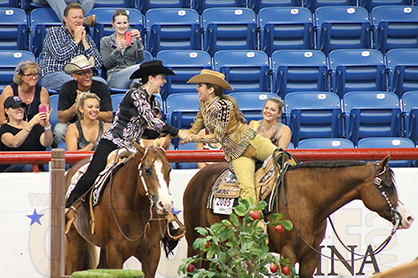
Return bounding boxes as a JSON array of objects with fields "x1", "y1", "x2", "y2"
[
  {"x1": 64, "y1": 55, "x2": 95, "y2": 74},
  {"x1": 187, "y1": 69, "x2": 233, "y2": 91}
]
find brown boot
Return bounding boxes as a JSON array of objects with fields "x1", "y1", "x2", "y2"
[{"x1": 84, "y1": 14, "x2": 96, "y2": 27}]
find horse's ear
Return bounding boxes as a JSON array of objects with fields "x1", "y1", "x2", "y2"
[
  {"x1": 160, "y1": 135, "x2": 172, "y2": 151},
  {"x1": 379, "y1": 154, "x2": 391, "y2": 169},
  {"x1": 134, "y1": 140, "x2": 145, "y2": 155}
]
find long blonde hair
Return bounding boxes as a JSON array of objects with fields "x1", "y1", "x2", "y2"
[{"x1": 206, "y1": 83, "x2": 247, "y2": 124}]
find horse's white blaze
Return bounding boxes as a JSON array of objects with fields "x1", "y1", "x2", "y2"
[
  {"x1": 154, "y1": 159, "x2": 172, "y2": 213},
  {"x1": 397, "y1": 201, "x2": 414, "y2": 229}
]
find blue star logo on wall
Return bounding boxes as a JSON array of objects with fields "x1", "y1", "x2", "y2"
[{"x1": 26, "y1": 208, "x2": 44, "y2": 226}]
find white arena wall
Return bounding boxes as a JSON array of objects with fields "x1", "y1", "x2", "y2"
[{"x1": 0, "y1": 168, "x2": 417, "y2": 278}]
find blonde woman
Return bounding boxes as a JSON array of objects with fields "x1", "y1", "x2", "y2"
[
  {"x1": 65, "y1": 92, "x2": 110, "y2": 151},
  {"x1": 249, "y1": 97, "x2": 291, "y2": 149},
  {"x1": 0, "y1": 60, "x2": 50, "y2": 125}
]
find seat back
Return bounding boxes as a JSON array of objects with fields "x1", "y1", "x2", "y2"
[
  {"x1": 0, "y1": 0, "x2": 18, "y2": 7},
  {"x1": 284, "y1": 91, "x2": 342, "y2": 146},
  {"x1": 271, "y1": 50, "x2": 328, "y2": 98},
  {"x1": 297, "y1": 138, "x2": 354, "y2": 149},
  {"x1": 305, "y1": 0, "x2": 357, "y2": 12},
  {"x1": 371, "y1": 6, "x2": 418, "y2": 53},
  {"x1": 145, "y1": 8, "x2": 200, "y2": 56},
  {"x1": 357, "y1": 137, "x2": 416, "y2": 167},
  {"x1": 329, "y1": 49, "x2": 386, "y2": 98},
  {"x1": 401, "y1": 91, "x2": 418, "y2": 144},
  {"x1": 94, "y1": 0, "x2": 135, "y2": 8},
  {"x1": 229, "y1": 92, "x2": 277, "y2": 123},
  {"x1": 314, "y1": 6, "x2": 371, "y2": 55},
  {"x1": 386, "y1": 49, "x2": 418, "y2": 98},
  {"x1": 29, "y1": 8, "x2": 61, "y2": 58},
  {"x1": 343, "y1": 91, "x2": 402, "y2": 145},
  {"x1": 90, "y1": 8, "x2": 144, "y2": 50},
  {"x1": 0, "y1": 8, "x2": 28, "y2": 50},
  {"x1": 202, "y1": 8, "x2": 257, "y2": 56},
  {"x1": 359, "y1": 0, "x2": 413, "y2": 12},
  {"x1": 248, "y1": 0, "x2": 302, "y2": 13},
  {"x1": 166, "y1": 93, "x2": 200, "y2": 129},
  {"x1": 0, "y1": 50, "x2": 35, "y2": 92},
  {"x1": 156, "y1": 50, "x2": 212, "y2": 100},
  {"x1": 258, "y1": 7, "x2": 313, "y2": 56},
  {"x1": 138, "y1": 0, "x2": 190, "y2": 14},
  {"x1": 192, "y1": 0, "x2": 246, "y2": 14},
  {"x1": 214, "y1": 50, "x2": 270, "y2": 94}
]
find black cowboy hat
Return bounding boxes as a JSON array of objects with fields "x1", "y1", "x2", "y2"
[
  {"x1": 129, "y1": 60, "x2": 175, "y2": 80},
  {"x1": 4, "y1": 96, "x2": 27, "y2": 109}
]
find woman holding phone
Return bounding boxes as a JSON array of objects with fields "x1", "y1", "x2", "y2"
[
  {"x1": 100, "y1": 9, "x2": 145, "y2": 89},
  {"x1": 0, "y1": 60, "x2": 50, "y2": 125}
]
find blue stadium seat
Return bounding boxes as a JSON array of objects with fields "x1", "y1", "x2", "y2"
[
  {"x1": 359, "y1": 0, "x2": 414, "y2": 12},
  {"x1": 343, "y1": 91, "x2": 402, "y2": 145},
  {"x1": 271, "y1": 50, "x2": 328, "y2": 98},
  {"x1": 371, "y1": 6, "x2": 418, "y2": 53},
  {"x1": 305, "y1": 0, "x2": 357, "y2": 12},
  {"x1": 213, "y1": 50, "x2": 270, "y2": 94},
  {"x1": 29, "y1": 7, "x2": 61, "y2": 58},
  {"x1": 166, "y1": 93, "x2": 200, "y2": 129},
  {"x1": 287, "y1": 141, "x2": 295, "y2": 149},
  {"x1": 111, "y1": 94, "x2": 124, "y2": 116},
  {"x1": 229, "y1": 92, "x2": 277, "y2": 122},
  {"x1": 284, "y1": 91, "x2": 343, "y2": 146},
  {"x1": 401, "y1": 91, "x2": 418, "y2": 144},
  {"x1": 357, "y1": 137, "x2": 416, "y2": 167},
  {"x1": 137, "y1": 0, "x2": 190, "y2": 14},
  {"x1": 314, "y1": 6, "x2": 371, "y2": 55},
  {"x1": 0, "y1": 8, "x2": 28, "y2": 50},
  {"x1": 297, "y1": 138, "x2": 354, "y2": 149},
  {"x1": 329, "y1": 49, "x2": 386, "y2": 98},
  {"x1": 156, "y1": 50, "x2": 212, "y2": 100},
  {"x1": 248, "y1": 0, "x2": 302, "y2": 13},
  {"x1": 258, "y1": 7, "x2": 314, "y2": 56},
  {"x1": 192, "y1": 0, "x2": 246, "y2": 14},
  {"x1": 202, "y1": 8, "x2": 257, "y2": 56},
  {"x1": 89, "y1": 8, "x2": 144, "y2": 50},
  {"x1": 0, "y1": 0, "x2": 18, "y2": 7},
  {"x1": 49, "y1": 94, "x2": 59, "y2": 130},
  {"x1": 386, "y1": 49, "x2": 418, "y2": 98},
  {"x1": 94, "y1": 0, "x2": 135, "y2": 8},
  {"x1": 145, "y1": 8, "x2": 200, "y2": 56},
  {"x1": 0, "y1": 50, "x2": 35, "y2": 92}
]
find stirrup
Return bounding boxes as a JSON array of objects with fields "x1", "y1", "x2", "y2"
[
  {"x1": 166, "y1": 213, "x2": 186, "y2": 241},
  {"x1": 64, "y1": 206, "x2": 77, "y2": 235}
]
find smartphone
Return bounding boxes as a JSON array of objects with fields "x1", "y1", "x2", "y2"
[
  {"x1": 125, "y1": 31, "x2": 132, "y2": 45},
  {"x1": 39, "y1": 105, "x2": 46, "y2": 113}
]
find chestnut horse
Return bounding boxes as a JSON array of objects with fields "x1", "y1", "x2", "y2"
[
  {"x1": 183, "y1": 155, "x2": 414, "y2": 278},
  {"x1": 65, "y1": 144, "x2": 173, "y2": 277}
]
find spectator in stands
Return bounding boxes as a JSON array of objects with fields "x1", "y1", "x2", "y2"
[
  {"x1": 0, "y1": 60, "x2": 50, "y2": 125},
  {"x1": 32, "y1": 0, "x2": 96, "y2": 24},
  {"x1": 54, "y1": 55, "x2": 112, "y2": 147},
  {"x1": 249, "y1": 97, "x2": 291, "y2": 149},
  {"x1": 0, "y1": 96, "x2": 53, "y2": 172},
  {"x1": 39, "y1": 3, "x2": 105, "y2": 92},
  {"x1": 65, "y1": 92, "x2": 109, "y2": 151},
  {"x1": 196, "y1": 128, "x2": 222, "y2": 169},
  {"x1": 100, "y1": 9, "x2": 145, "y2": 89}
]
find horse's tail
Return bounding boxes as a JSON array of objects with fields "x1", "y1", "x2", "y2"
[{"x1": 65, "y1": 225, "x2": 98, "y2": 275}]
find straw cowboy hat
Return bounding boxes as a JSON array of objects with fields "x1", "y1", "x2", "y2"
[
  {"x1": 64, "y1": 55, "x2": 95, "y2": 74},
  {"x1": 129, "y1": 60, "x2": 175, "y2": 80},
  {"x1": 187, "y1": 69, "x2": 233, "y2": 91}
]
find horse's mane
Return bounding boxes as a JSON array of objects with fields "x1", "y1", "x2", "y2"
[{"x1": 288, "y1": 160, "x2": 367, "y2": 170}]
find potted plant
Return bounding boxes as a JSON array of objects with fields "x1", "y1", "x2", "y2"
[{"x1": 178, "y1": 198, "x2": 298, "y2": 277}]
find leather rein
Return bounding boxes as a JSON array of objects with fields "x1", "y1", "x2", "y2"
[{"x1": 274, "y1": 154, "x2": 401, "y2": 262}]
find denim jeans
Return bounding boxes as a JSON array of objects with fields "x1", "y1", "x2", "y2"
[
  {"x1": 107, "y1": 65, "x2": 140, "y2": 89},
  {"x1": 33, "y1": 0, "x2": 95, "y2": 21},
  {"x1": 53, "y1": 122, "x2": 70, "y2": 148}
]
